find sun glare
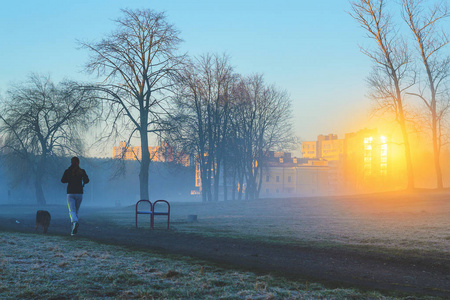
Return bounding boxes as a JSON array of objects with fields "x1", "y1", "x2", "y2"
[
  {"x1": 363, "y1": 135, "x2": 389, "y2": 179},
  {"x1": 380, "y1": 136, "x2": 388, "y2": 175}
]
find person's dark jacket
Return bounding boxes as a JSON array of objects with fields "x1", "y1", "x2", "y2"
[{"x1": 61, "y1": 165, "x2": 89, "y2": 194}]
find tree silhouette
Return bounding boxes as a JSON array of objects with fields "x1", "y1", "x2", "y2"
[
  {"x1": 402, "y1": 0, "x2": 450, "y2": 189},
  {"x1": 0, "y1": 74, "x2": 98, "y2": 205},
  {"x1": 81, "y1": 9, "x2": 185, "y2": 201},
  {"x1": 350, "y1": 0, "x2": 416, "y2": 190}
]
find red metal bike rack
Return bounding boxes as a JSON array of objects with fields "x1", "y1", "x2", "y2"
[
  {"x1": 135, "y1": 200, "x2": 153, "y2": 229},
  {"x1": 152, "y1": 200, "x2": 171, "y2": 229}
]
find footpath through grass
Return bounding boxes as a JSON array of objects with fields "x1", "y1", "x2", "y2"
[{"x1": 0, "y1": 231, "x2": 417, "y2": 300}]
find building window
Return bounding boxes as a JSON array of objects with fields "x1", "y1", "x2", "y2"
[
  {"x1": 276, "y1": 176, "x2": 280, "y2": 182},
  {"x1": 364, "y1": 137, "x2": 373, "y2": 177},
  {"x1": 266, "y1": 175, "x2": 270, "y2": 182},
  {"x1": 266, "y1": 189, "x2": 269, "y2": 194},
  {"x1": 276, "y1": 189, "x2": 279, "y2": 193},
  {"x1": 288, "y1": 176, "x2": 291, "y2": 182}
]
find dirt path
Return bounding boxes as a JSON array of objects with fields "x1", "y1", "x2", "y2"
[{"x1": 1, "y1": 212, "x2": 448, "y2": 298}]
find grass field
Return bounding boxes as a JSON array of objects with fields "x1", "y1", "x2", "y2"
[
  {"x1": 121, "y1": 191, "x2": 450, "y2": 254},
  {"x1": 1, "y1": 232, "x2": 391, "y2": 299},
  {"x1": 1, "y1": 190, "x2": 449, "y2": 299}
]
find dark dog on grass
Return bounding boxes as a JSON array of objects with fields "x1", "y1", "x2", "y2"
[{"x1": 35, "y1": 210, "x2": 51, "y2": 234}]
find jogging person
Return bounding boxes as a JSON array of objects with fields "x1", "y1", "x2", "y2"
[{"x1": 61, "y1": 157, "x2": 89, "y2": 236}]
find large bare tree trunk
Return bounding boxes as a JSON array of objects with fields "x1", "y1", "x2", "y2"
[
  {"x1": 34, "y1": 176, "x2": 46, "y2": 205},
  {"x1": 433, "y1": 127, "x2": 443, "y2": 189},
  {"x1": 398, "y1": 109, "x2": 415, "y2": 190},
  {"x1": 429, "y1": 71, "x2": 443, "y2": 189},
  {"x1": 223, "y1": 159, "x2": 228, "y2": 201},
  {"x1": 238, "y1": 173, "x2": 244, "y2": 201},
  {"x1": 35, "y1": 150, "x2": 47, "y2": 205},
  {"x1": 140, "y1": 125, "x2": 150, "y2": 200}
]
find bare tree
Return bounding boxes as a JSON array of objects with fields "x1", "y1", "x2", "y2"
[
  {"x1": 402, "y1": 0, "x2": 450, "y2": 189},
  {"x1": 350, "y1": 0, "x2": 416, "y2": 190},
  {"x1": 231, "y1": 75, "x2": 294, "y2": 200},
  {"x1": 81, "y1": 9, "x2": 185, "y2": 200},
  {"x1": 0, "y1": 74, "x2": 98, "y2": 205},
  {"x1": 169, "y1": 54, "x2": 235, "y2": 202},
  {"x1": 228, "y1": 79, "x2": 249, "y2": 201}
]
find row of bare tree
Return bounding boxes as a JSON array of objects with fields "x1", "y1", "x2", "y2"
[
  {"x1": 0, "y1": 9, "x2": 293, "y2": 204},
  {"x1": 167, "y1": 54, "x2": 293, "y2": 201},
  {"x1": 350, "y1": 0, "x2": 450, "y2": 190},
  {"x1": 80, "y1": 9, "x2": 294, "y2": 202}
]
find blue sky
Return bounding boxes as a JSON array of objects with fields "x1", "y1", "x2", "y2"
[{"x1": 0, "y1": 0, "x2": 374, "y2": 155}]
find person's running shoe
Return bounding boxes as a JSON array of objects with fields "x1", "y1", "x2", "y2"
[{"x1": 71, "y1": 222, "x2": 79, "y2": 236}]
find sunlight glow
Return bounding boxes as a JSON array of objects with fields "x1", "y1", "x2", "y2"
[
  {"x1": 364, "y1": 137, "x2": 373, "y2": 177},
  {"x1": 380, "y1": 136, "x2": 387, "y2": 176},
  {"x1": 363, "y1": 136, "x2": 389, "y2": 179}
]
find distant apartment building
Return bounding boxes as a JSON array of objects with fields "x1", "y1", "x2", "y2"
[
  {"x1": 320, "y1": 135, "x2": 344, "y2": 161},
  {"x1": 113, "y1": 142, "x2": 141, "y2": 160},
  {"x1": 112, "y1": 141, "x2": 191, "y2": 166},
  {"x1": 260, "y1": 152, "x2": 330, "y2": 197},
  {"x1": 302, "y1": 134, "x2": 344, "y2": 161},
  {"x1": 302, "y1": 129, "x2": 391, "y2": 193},
  {"x1": 301, "y1": 141, "x2": 317, "y2": 158},
  {"x1": 344, "y1": 129, "x2": 390, "y2": 191}
]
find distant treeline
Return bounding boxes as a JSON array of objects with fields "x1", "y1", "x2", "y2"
[{"x1": 0, "y1": 156, "x2": 196, "y2": 206}]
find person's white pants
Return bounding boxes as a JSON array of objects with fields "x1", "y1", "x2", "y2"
[{"x1": 67, "y1": 194, "x2": 83, "y2": 223}]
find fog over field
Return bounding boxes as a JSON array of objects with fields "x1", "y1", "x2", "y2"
[
  {"x1": 1, "y1": 157, "x2": 449, "y2": 257},
  {"x1": 3, "y1": 188, "x2": 448, "y2": 255},
  {"x1": 0, "y1": 158, "x2": 196, "y2": 206},
  {"x1": 155, "y1": 192, "x2": 450, "y2": 254}
]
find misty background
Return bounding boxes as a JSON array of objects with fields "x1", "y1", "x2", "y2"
[{"x1": 0, "y1": 158, "x2": 194, "y2": 206}]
